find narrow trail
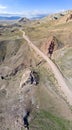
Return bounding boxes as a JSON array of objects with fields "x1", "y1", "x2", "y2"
[{"x1": 20, "y1": 30, "x2": 72, "y2": 105}]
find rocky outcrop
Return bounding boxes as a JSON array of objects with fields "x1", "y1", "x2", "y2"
[
  {"x1": 40, "y1": 36, "x2": 63, "y2": 55},
  {"x1": 19, "y1": 69, "x2": 39, "y2": 129},
  {"x1": 20, "y1": 69, "x2": 39, "y2": 88},
  {"x1": 66, "y1": 14, "x2": 72, "y2": 22}
]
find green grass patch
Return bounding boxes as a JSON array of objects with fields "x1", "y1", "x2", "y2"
[{"x1": 30, "y1": 110, "x2": 72, "y2": 130}]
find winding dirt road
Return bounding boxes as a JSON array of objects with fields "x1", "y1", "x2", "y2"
[{"x1": 21, "y1": 30, "x2": 72, "y2": 105}]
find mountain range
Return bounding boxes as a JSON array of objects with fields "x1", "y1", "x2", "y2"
[
  {"x1": 0, "y1": 14, "x2": 48, "y2": 20},
  {"x1": 0, "y1": 16, "x2": 21, "y2": 20}
]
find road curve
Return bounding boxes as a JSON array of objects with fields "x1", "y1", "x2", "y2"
[{"x1": 21, "y1": 30, "x2": 72, "y2": 105}]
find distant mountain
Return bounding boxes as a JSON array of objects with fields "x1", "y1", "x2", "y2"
[
  {"x1": 18, "y1": 17, "x2": 30, "y2": 23},
  {"x1": 0, "y1": 13, "x2": 48, "y2": 21},
  {"x1": 0, "y1": 16, "x2": 21, "y2": 20}
]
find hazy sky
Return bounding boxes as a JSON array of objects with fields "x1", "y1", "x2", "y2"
[{"x1": 0, "y1": 0, "x2": 72, "y2": 17}]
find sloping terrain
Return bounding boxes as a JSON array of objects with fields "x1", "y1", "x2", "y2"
[
  {"x1": 0, "y1": 10, "x2": 72, "y2": 130},
  {"x1": 21, "y1": 30, "x2": 72, "y2": 105},
  {"x1": 53, "y1": 46, "x2": 72, "y2": 86}
]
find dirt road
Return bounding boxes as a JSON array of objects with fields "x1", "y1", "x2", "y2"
[{"x1": 21, "y1": 30, "x2": 72, "y2": 105}]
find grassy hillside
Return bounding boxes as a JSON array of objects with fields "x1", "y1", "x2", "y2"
[
  {"x1": 0, "y1": 10, "x2": 72, "y2": 130},
  {"x1": 22, "y1": 13, "x2": 72, "y2": 50},
  {"x1": 29, "y1": 110, "x2": 72, "y2": 130},
  {"x1": 53, "y1": 46, "x2": 72, "y2": 87}
]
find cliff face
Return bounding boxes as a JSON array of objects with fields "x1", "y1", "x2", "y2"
[{"x1": 0, "y1": 10, "x2": 72, "y2": 130}]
